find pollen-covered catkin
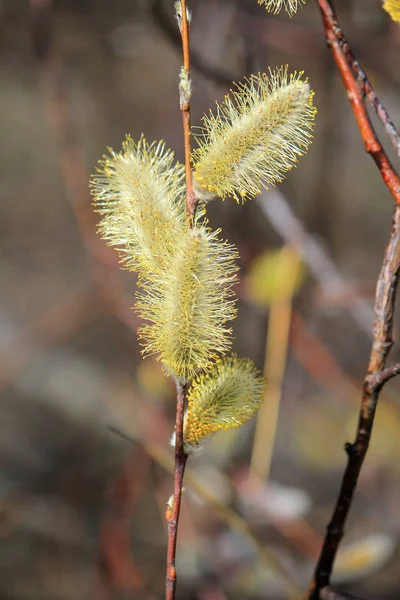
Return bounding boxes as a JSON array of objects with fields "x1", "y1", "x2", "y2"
[
  {"x1": 192, "y1": 67, "x2": 316, "y2": 203},
  {"x1": 90, "y1": 135, "x2": 186, "y2": 275},
  {"x1": 258, "y1": 0, "x2": 306, "y2": 16},
  {"x1": 137, "y1": 226, "x2": 238, "y2": 381},
  {"x1": 183, "y1": 355, "x2": 265, "y2": 450}
]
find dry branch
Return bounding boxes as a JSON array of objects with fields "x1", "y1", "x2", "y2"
[
  {"x1": 309, "y1": 1, "x2": 400, "y2": 598},
  {"x1": 317, "y1": 0, "x2": 400, "y2": 205}
]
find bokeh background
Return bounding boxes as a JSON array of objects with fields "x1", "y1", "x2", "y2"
[{"x1": 1, "y1": 0, "x2": 400, "y2": 598}]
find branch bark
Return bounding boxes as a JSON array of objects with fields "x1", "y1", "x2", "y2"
[
  {"x1": 177, "y1": 0, "x2": 197, "y2": 224},
  {"x1": 308, "y1": 3, "x2": 400, "y2": 597},
  {"x1": 165, "y1": 380, "x2": 188, "y2": 600},
  {"x1": 309, "y1": 205, "x2": 400, "y2": 598},
  {"x1": 317, "y1": 0, "x2": 400, "y2": 205}
]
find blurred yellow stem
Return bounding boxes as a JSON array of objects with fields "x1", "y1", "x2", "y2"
[{"x1": 250, "y1": 245, "x2": 302, "y2": 483}]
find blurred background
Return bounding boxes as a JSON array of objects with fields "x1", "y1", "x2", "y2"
[{"x1": 1, "y1": 0, "x2": 400, "y2": 598}]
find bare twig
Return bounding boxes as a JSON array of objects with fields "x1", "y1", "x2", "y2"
[
  {"x1": 109, "y1": 424, "x2": 302, "y2": 599},
  {"x1": 320, "y1": 587, "x2": 371, "y2": 600},
  {"x1": 177, "y1": 0, "x2": 197, "y2": 223},
  {"x1": 258, "y1": 190, "x2": 375, "y2": 335},
  {"x1": 332, "y1": 24, "x2": 400, "y2": 159},
  {"x1": 308, "y1": 4, "x2": 400, "y2": 597},
  {"x1": 373, "y1": 361, "x2": 400, "y2": 389},
  {"x1": 165, "y1": 380, "x2": 188, "y2": 600},
  {"x1": 309, "y1": 205, "x2": 400, "y2": 598},
  {"x1": 250, "y1": 246, "x2": 301, "y2": 483},
  {"x1": 317, "y1": 0, "x2": 400, "y2": 205}
]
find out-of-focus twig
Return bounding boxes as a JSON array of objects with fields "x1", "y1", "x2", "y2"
[
  {"x1": 320, "y1": 587, "x2": 370, "y2": 600},
  {"x1": 317, "y1": 0, "x2": 400, "y2": 205},
  {"x1": 258, "y1": 190, "x2": 375, "y2": 335},
  {"x1": 99, "y1": 449, "x2": 155, "y2": 599},
  {"x1": 250, "y1": 246, "x2": 301, "y2": 483}
]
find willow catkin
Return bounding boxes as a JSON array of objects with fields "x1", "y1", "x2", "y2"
[
  {"x1": 192, "y1": 67, "x2": 316, "y2": 203},
  {"x1": 137, "y1": 226, "x2": 238, "y2": 381},
  {"x1": 258, "y1": 0, "x2": 306, "y2": 16},
  {"x1": 90, "y1": 135, "x2": 186, "y2": 275},
  {"x1": 182, "y1": 355, "x2": 265, "y2": 451}
]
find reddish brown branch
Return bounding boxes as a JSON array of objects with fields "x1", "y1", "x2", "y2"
[
  {"x1": 317, "y1": 0, "x2": 400, "y2": 205},
  {"x1": 322, "y1": 10, "x2": 400, "y2": 158},
  {"x1": 308, "y1": 4, "x2": 400, "y2": 597},
  {"x1": 178, "y1": 0, "x2": 197, "y2": 223},
  {"x1": 342, "y1": 48, "x2": 400, "y2": 159},
  {"x1": 165, "y1": 380, "x2": 188, "y2": 600},
  {"x1": 309, "y1": 206, "x2": 400, "y2": 599}
]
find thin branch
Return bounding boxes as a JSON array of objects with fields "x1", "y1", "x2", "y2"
[
  {"x1": 309, "y1": 4, "x2": 400, "y2": 597},
  {"x1": 320, "y1": 587, "x2": 371, "y2": 600},
  {"x1": 373, "y1": 361, "x2": 400, "y2": 389},
  {"x1": 177, "y1": 0, "x2": 197, "y2": 223},
  {"x1": 163, "y1": 3, "x2": 194, "y2": 598},
  {"x1": 342, "y1": 46, "x2": 400, "y2": 159},
  {"x1": 309, "y1": 205, "x2": 400, "y2": 598},
  {"x1": 165, "y1": 380, "x2": 188, "y2": 600},
  {"x1": 151, "y1": 0, "x2": 236, "y2": 86},
  {"x1": 317, "y1": 0, "x2": 400, "y2": 206},
  {"x1": 109, "y1": 424, "x2": 302, "y2": 599}
]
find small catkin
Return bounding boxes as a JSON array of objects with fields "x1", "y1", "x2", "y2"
[
  {"x1": 183, "y1": 355, "x2": 265, "y2": 450},
  {"x1": 137, "y1": 226, "x2": 238, "y2": 381},
  {"x1": 90, "y1": 135, "x2": 186, "y2": 275},
  {"x1": 258, "y1": 0, "x2": 306, "y2": 16},
  {"x1": 192, "y1": 66, "x2": 316, "y2": 203}
]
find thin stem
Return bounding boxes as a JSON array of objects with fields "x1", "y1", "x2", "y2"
[
  {"x1": 342, "y1": 47, "x2": 400, "y2": 159},
  {"x1": 178, "y1": 0, "x2": 197, "y2": 224},
  {"x1": 309, "y1": 3, "x2": 400, "y2": 597},
  {"x1": 309, "y1": 205, "x2": 400, "y2": 599},
  {"x1": 317, "y1": 0, "x2": 400, "y2": 205},
  {"x1": 165, "y1": 380, "x2": 188, "y2": 600}
]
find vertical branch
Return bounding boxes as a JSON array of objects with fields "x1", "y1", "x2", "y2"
[
  {"x1": 309, "y1": 207, "x2": 400, "y2": 597},
  {"x1": 165, "y1": 380, "x2": 188, "y2": 600},
  {"x1": 177, "y1": 0, "x2": 197, "y2": 223},
  {"x1": 309, "y1": 2, "x2": 400, "y2": 597},
  {"x1": 317, "y1": 0, "x2": 400, "y2": 206},
  {"x1": 164, "y1": 3, "x2": 194, "y2": 597}
]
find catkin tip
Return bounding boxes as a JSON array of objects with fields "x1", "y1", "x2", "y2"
[
  {"x1": 257, "y1": 0, "x2": 306, "y2": 17},
  {"x1": 183, "y1": 355, "x2": 265, "y2": 448},
  {"x1": 192, "y1": 66, "x2": 316, "y2": 203}
]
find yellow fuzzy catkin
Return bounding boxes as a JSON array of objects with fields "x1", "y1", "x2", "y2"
[
  {"x1": 192, "y1": 67, "x2": 316, "y2": 203},
  {"x1": 137, "y1": 226, "x2": 238, "y2": 381},
  {"x1": 383, "y1": 0, "x2": 400, "y2": 22},
  {"x1": 90, "y1": 135, "x2": 186, "y2": 274},
  {"x1": 258, "y1": 0, "x2": 306, "y2": 16},
  {"x1": 183, "y1": 355, "x2": 265, "y2": 449}
]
